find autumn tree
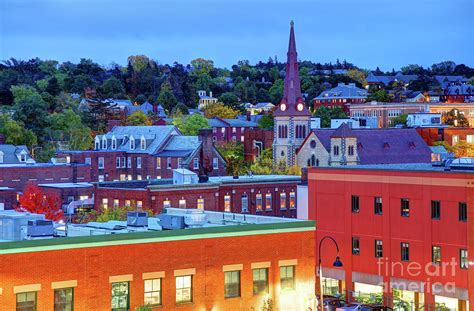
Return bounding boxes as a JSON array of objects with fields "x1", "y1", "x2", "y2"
[
  {"x1": 16, "y1": 183, "x2": 64, "y2": 221},
  {"x1": 127, "y1": 111, "x2": 152, "y2": 126},
  {"x1": 442, "y1": 109, "x2": 470, "y2": 127},
  {"x1": 203, "y1": 102, "x2": 239, "y2": 119}
]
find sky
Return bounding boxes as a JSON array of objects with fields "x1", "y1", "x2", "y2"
[{"x1": 0, "y1": 0, "x2": 473, "y2": 71}]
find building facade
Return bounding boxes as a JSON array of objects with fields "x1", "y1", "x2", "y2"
[{"x1": 314, "y1": 83, "x2": 368, "y2": 112}]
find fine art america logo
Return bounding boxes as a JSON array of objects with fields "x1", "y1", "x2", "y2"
[{"x1": 376, "y1": 257, "x2": 464, "y2": 294}]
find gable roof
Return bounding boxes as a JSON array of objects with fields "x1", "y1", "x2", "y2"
[
  {"x1": 315, "y1": 83, "x2": 368, "y2": 100},
  {"x1": 0, "y1": 145, "x2": 33, "y2": 164}
]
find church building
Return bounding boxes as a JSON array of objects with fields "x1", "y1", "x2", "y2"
[{"x1": 273, "y1": 21, "x2": 312, "y2": 167}]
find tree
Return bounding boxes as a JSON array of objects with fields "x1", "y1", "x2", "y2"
[
  {"x1": 157, "y1": 81, "x2": 178, "y2": 112},
  {"x1": 172, "y1": 113, "x2": 210, "y2": 135},
  {"x1": 314, "y1": 106, "x2": 347, "y2": 128},
  {"x1": 127, "y1": 111, "x2": 152, "y2": 126},
  {"x1": 345, "y1": 69, "x2": 367, "y2": 87},
  {"x1": 172, "y1": 103, "x2": 189, "y2": 115},
  {"x1": 190, "y1": 58, "x2": 214, "y2": 76},
  {"x1": 99, "y1": 77, "x2": 125, "y2": 98},
  {"x1": 16, "y1": 183, "x2": 64, "y2": 221},
  {"x1": 0, "y1": 115, "x2": 37, "y2": 149},
  {"x1": 268, "y1": 79, "x2": 284, "y2": 104},
  {"x1": 85, "y1": 203, "x2": 154, "y2": 223},
  {"x1": 46, "y1": 76, "x2": 61, "y2": 96},
  {"x1": 258, "y1": 114, "x2": 274, "y2": 129},
  {"x1": 218, "y1": 92, "x2": 240, "y2": 109},
  {"x1": 47, "y1": 109, "x2": 92, "y2": 150},
  {"x1": 11, "y1": 85, "x2": 50, "y2": 136},
  {"x1": 391, "y1": 114, "x2": 408, "y2": 127},
  {"x1": 451, "y1": 141, "x2": 474, "y2": 158},
  {"x1": 203, "y1": 102, "x2": 239, "y2": 119},
  {"x1": 135, "y1": 94, "x2": 147, "y2": 104},
  {"x1": 215, "y1": 141, "x2": 246, "y2": 176},
  {"x1": 442, "y1": 109, "x2": 469, "y2": 127},
  {"x1": 368, "y1": 90, "x2": 391, "y2": 102},
  {"x1": 249, "y1": 148, "x2": 300, "y2": 176}
]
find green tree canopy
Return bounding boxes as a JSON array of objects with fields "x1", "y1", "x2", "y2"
[
  {"x1": 127, "y1": 111, "x2": 152, "y2": 126},
  {"x1": 157, "y1": 81, "x2": 178, "y2": 112},
  {"x1": 172, "y1": 113, "x2": 210, "y2": 135}
]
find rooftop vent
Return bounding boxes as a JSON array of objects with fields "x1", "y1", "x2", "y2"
[
  {"x1": 27, "y1": 219, "x2": 54, "y2": 238},
  {"x1": 184, "y1": 209, "x2": 207, "y2": 228},
  {"x1": 127, "y1": 211, "x2": 148, "y2": 227},
  {"x1": 158, "y1": 214, "x2": 186, "y2": 230}
]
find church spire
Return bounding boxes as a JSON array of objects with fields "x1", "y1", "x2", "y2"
[{"x1": 274, "y1": 21, "x2": 311, "y2": 117}]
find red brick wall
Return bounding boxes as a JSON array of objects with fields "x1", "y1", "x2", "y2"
[
  {"x1": 243, "y1": 128, "x2": 273, "y2": 162},
  {"x1": 0, "y1": 231, "x2": 316, "y2": 310}
]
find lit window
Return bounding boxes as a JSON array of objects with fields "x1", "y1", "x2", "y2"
[
  {"x1": 432, "y1": 246, "x2": 441, "y2": 265},
  {"x1": 179, "y1": 199, "x2": 186, "y2": 208},
  {"x1": 111, "y1": 281, "x2": 129, "y2": 310},
  {"x1": 280, "y1": 266, "x2": 295, "y2": 290},
  {"x1": 452, "y1": 135, "x2": 459, "y2": 145},
  {"x1": 252, "y1": 268, "x2": 268, "y2": 295},
  {"x1": 156, "y1": 158, "x2": 161, "y2": 169},
  {"x1": 137, "y1": 175, "x2": 142, "y2": 180},
  {"x1": 16, "y1": 291, "x2": 37, "y2": 310},
  {"x1": 54, "y1": 287, "x2": 74, "y2": 311},
  {"x1": 224, "y1": 195, "x2": 231, "y2": 212},
  {"x1": 102, "y1": 198, "x2": 108, "y2": 209},
  {"x1": 289, "y1": 191, "x2": 296, "y2": 209},
  {"x1": 265, "y1": 193, "x2": 272, "y2": 210},
  {"x1": 256, "y1": 193, "x2": 263, "y2": 212},
  {"x1": 113, "y1": 199, "x2": 119, "y2": 208},
  {"x1": 176, "y1": 275, "x2": 192, "y2": 303},
  {"x1": 197, "y1": 198, "x2": 204, "y2": 210},
  {"x1": 144, "y1": 278, "x2": 161, "y2": 306},
  {"x1": 125, "y1": 200, "x2": 131, "y2": 207},
  {"x1": 460, "y1": 249, "x2": 468, "y2": 269},
  {"x1": 224, "y1": 271, "x2": 241, "y2": 298},
  {"x1": 137, "y1": 201, "x2": 143, "y2": 209},
  {"x1": 280, "y1": 192, "x2": 287, "y2": 210},
  {"x1": 401, "y1": 198, "x2": 410, "y2": 217},
  {"x1": 375, "y1": 240, "x2": 383, "y2": 258},
  {"x1": 163, "y1": 200, "x2": 171, "y2": 208}
]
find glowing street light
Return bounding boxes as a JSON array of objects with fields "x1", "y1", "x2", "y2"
[{"x1": 318, "y1": 236, "x2": 343, "y2": 311}]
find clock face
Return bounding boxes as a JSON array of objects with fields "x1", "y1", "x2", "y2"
[
  {"x1": 297, "y1": 103, "x2": 304, "y2": 111},
  {"x1": 280, "y1": 103, "x2": 287, "y2": 111}
]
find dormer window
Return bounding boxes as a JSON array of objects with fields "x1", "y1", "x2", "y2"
[
  {"x1": 95, "y1": 137, "x2": 100, "y2": 150},
  {"x1": 111, "y1": 136, "x2": 117, "y2": 150},
  {"x1": 140, "y1": 136, "x2": 146, "y2": 150},
  {"x1": 130, "y1": 136, "x2": 135, "y2": 150},
  {"x1": 19, "y1": 151, "x2": 27, "y2": 162},
  {"x1": 102, "y1": 136, "x2": 107, "y2": 149}
]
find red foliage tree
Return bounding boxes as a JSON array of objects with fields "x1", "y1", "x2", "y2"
[{"x1": 16, "y1": 183, "x2": 64, "y2": 221}]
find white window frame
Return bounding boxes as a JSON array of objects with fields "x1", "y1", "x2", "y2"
[
  {"x1": 213, "y1": 158, "x2": 218, "y2": 169},
  {"x1": 137, "y1": 157, "x2": 142, "y2": 169},
  {"x1": 193, "y1": 158, "x2": 199, "y2": 170},
  {"x1": 98, "y1": 157, "x2": 105, "y2": 169},
  {"x1": 130, "y1": 136, "x2": 135, "y2": 150},
  {"x1": 140, "y1": 136, "x2": 146, "y2": 150}
]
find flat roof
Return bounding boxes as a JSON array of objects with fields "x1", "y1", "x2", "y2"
[
  {"x1": 311, "y1": 162, "x2": 474, "y2": 174},
  {"x1": 38, "y1": 182, "x2": 93, "y2": 189}
]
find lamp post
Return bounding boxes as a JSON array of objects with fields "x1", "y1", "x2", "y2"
[{"x1": 318, "y1": 236, "x2": 343, "y2": 311}]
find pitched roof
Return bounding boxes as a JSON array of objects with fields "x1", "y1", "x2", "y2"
[
  {"x1": 0, "y1": 145, "x2": 33, "y2": 164},
  {"x1": 315, "y1": 83, "x2": 368, "y2": 100},
  {"x1": 155, "y1": 136, "x2": 201, "y2": 159},
  {"x1": 367, "y1": 72, "x2": 418, "y2": 86},
  {"x1": 330, "y1": 123, "x2": 354, "y2": 138}
]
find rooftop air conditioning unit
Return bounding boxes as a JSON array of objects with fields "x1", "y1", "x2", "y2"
[
  {"x1": 158, "y1": 214, "x2": 186, "y2": 230},
  {"x1": 127, "y1": 211, "x2": 148, "y2": 227},
  {"x1": 27, "y1": 220, "x2": 54, "y2": 238}
]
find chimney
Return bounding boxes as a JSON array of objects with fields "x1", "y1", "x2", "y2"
[
  {"x1": 209, "y1": 91, "x2": 213, "y2": 98},
  {"x1": 300, "y1": 167, "x2": 308, "y2": 185},
  {"x1": 198, "y1": 128, "x2": 214, "y2": 182},
  {"x1": 246, "y1": 110, "x2": 251, "y2": 121},
  {"x1": 107, "y1": 120, "x2": 121, "y2": 132},
  {"x1": 0, "y1": 134, "x2": 5, "y2": 144}
]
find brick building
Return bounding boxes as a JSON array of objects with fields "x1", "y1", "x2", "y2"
[
  {"x1": 314, "y1": 83, "x2": 368, "y2": 113},
  {"x1": 307, "y1": 162, "x2": 473, "y2": 310},
  {"x1": 208, "y1": 117, "x2": 257, "y2": 143},
  {"x1": 94, "y1": 172, "x2": 300, "y2": 218},
  {"x1": 243, "y1": 128, "x2": 273, "y2": 162},
  {"x1": 416, "y1": 127, "x2": 474, "y2": 146},
  {"x1": 0, "y1": 209, "x2": 317, "y2": 310}
]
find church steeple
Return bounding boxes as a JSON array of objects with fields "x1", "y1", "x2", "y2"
[{"x1": 273, "y1": 21, "x2": 311, "y2": 117}]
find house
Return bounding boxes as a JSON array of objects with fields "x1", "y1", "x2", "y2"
[
  {"x1": 208, "y1": 117, "x2": 257, "y2": 143},
  {"x1": 366, "y1": 72, "x2": 418, "y2": 87},
  {"x1": 314, "y1": 83, "x2": 368, "y2": 112},
  {"x1": 0, "y1": 145, "x2": 34, "y2": 165},
  {"x1": 402, "y1": 90, "x2": 425, "y2": 103},
  {"x1": 442, "y1": 83, "x2": 473, "y2": 103},
  {"x1": 296, "y1": 123, "x2": 432, "y2": 167},
  {"x1": 246, "y1": 102, "x2": 275, "y2": 115},
  {"x1": 434, "y1": 75, "x2": 468, "y2": 89},
  {"x1": 197, "y1": 90, "x2": 217, "y2": 109}
]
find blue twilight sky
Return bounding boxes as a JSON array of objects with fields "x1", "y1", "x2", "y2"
[{"x1": 0, "y1": 0, "x2": 473, "y2": 71}]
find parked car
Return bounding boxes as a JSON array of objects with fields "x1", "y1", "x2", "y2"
[
  {"x1": 337, "y1": 303, "x2": 366, "y2": 310},
  {"x1": 336, "y1": 303, "x2": 393, "y2": 311},
  {"x1": 361, "y1": 304, "x2": 393, "y2": 311},
  {"x1": 318, "y1": 297, "x2": 345, "y2": 311}
]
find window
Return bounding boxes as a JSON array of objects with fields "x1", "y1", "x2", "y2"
[
  {"x1": 265, "y1": 193, "x2": 272, "y2": 210},
  {"x1": 333, "y1": 145, "x2": 339, "y2": 156},
  {"x1": 459, "y1": 202, "x2": 467, "y2": 222},
  {"x1": 289, "y1": 191, "x2": 296, "y2": 209},
  {"x1": 467, "y1": 135, "x2": 474, "y2": 144},
  {"x1": 163, "y1": 199, "x2": 171, "y2": 208},
  {"x1": 137, "y1": 201, "x2": 143, "y2": 209},
  {"x1": 102, "y1": 137, "x2": 107, "y2": 149},
  {"x1": 167, "y1": 157, "x2": 172, "y2": 169},
  {"x1": 16, "y1": 292, "x2": 37, "y2": 311},
  {"x1": 197, "y1": 198, "x2": 204, "y2": 210},
  {"x1": 252, "y1": 268, "x2": 268, "y2": 295},
  {"x1": 179, "y1": 199, "x2": 186, "y2": 208},
  {"x1": 94, "y1": 139, "x2": 100, "y2": 150},
  {"x1": 241, "y1": 194, "x2": 249, "y2": 212},
  {"x1": 256, "y1": 193, "x2": 263, "y2": 212},
  {"x1": 111, "y1": 281, "x2": 129, "y2": 311},
  {"x1": 432, "y1": 246, "x2": 441, "y2": 265},
  {"x1": 98, "y1": 175, "x2": 104, "y2": 182},
  {"x1": 54, "y1": 287, "x2": 74, "y2": 311},
  {"x1": 141, "y1": 137, "x2": 146, "y2": 150},
  {"x1": 401, "y1": 243, "x2": 410, "y2": 261},
  {"x1": 401, "y1": 198, "x2": 410, "y2": 217},
  {"x1": 374, "y1": 197, "x2": 382, "y2": 215},
  {"x1": 137, "y1": 175, "x2": 142, "y2": 180},
  {"x1": 348, "y1": 145, "x2": 354, "y2": 156},
  {"x1": 156, "y1": 158, "x2": 161, "y2": 169},
  {"x1": 213, "y1": 157, "x2": 219, "y2": 169},
  {"x1": 176, "y1": 275, "x2": 192, "y2": 303},
  {"x1": 177, "y1": 158, "x2": 182, "y2": 168},
  {"x1": 280, "y1": 192, "x2": 287, "y2": 210},
  {"x1": 85, "y1": 157, "x2": 91, "y2": 165},
  {"x1": 375, "y1": 240, "x2": 383, "y2": 258},
  {"x1": 280, "y1": 266, "x2": 295, "y2": 291},
  {"x1": 137, "y1": 157, "x2": 142, "y2": 169},
  {"x1": 98, "y1": 157, "x2": 104, "y2": 169},
  {"x1": 121, "y1": 157, "x2": 126, "y2": 168},
  {"x1": 116, "y1": 157, "x2": 121, "y2": 168},
  {"x1": 431, "y1": 200, "x2": 441, "y2": 220},
  {"x1": 452, "y1": 135, "x2": 459, "y2": 145},
  {"x1": 144, "y1": 278, "x2": 161, "y2": 306},
  {"x1": 127, "y1": 157, "x2": 132, "y2": 168},
  {"x1": 114, "y1": 199, "x2": 119, "y2": 208},
  {"x1": 352, "y1": 237, "x2": 360, "y2": 255},
  {"x1": 124, "y1": 200, "x2": 131, "y2": 207},
  {"x1": 102, "y1": 198, "x2": 108, "y2": 209},
  {"x1": 460, "y1": 249, "x2": 468, "y2": 269},
  {"x1": 224, "y1": 271, "x2": 241, "y2": 298},
  {"x1": 111, "y1": 137, "x2": 117, "y2": 150},
  {"x1": 351, "y1": 195, "x2": 360, "y2": 213},
  {"x1": 193, "y1": 158, "x2": 199, "y2": 170},
  {"x1": 130, "y1": 137, "x2": 135, "y2": 150},
  {"x1": 224, "y1": 195, "x2": 231, "y2": 212}
]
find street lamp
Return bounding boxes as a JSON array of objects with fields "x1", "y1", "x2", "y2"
[{"x1": 318, "y1": 236, "x2": 343, "y2": 311}]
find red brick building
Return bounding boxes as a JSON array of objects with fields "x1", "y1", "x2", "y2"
[
  {"x1": 308, "y1": 163, "x2": 473, "y2": 310},
  {"x1": 208, "y1": 117, "x2": 257, "y2": 143},
  {"x1": 416, "y1": 127, "x2": 474, "y2": 146},
  {"x1": 0, "y1": 213, "x2": 316, "y2": 310},
  {"x1": 94, "y1": 173, "x2": 300, "y2": 218},
  {"x1": 243, "y1": 128, "x2": 273, "y2": 162}
]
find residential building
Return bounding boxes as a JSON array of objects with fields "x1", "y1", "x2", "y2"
[
  {"x1": 314, "y1": 83, "x2": 368, "y2": 112},
  {"x1": 434, "y1": 76, "x2": 469, "y2": 89},
  {"x1": 273, "y1": 21, "x2": 312, "y2": 167},
  {"x1": 208, "y1": 117, "x2": 257, "y2": 143},
  {"x1": 307, "y1": 161, "x2": 473, "y2": 310},
  {"x1": 246, "y1": 102, "x2": 275, "y2": 115},
  {"x1": 197, "y1": 90, "x2": 217, "y2": 109},
  {"x1": 330, "y1": 117, "x2": 378, "y2": 129},
  {"x1": 0, "y1": 209, "x2": 316, "y2": 310},
  {"x1": 428, "y1": 103, "x2": 474, "y2": 127},
  {"x1": 296, "y1": 124, "x2": 432, "y2": 168},
  {"x1": 366, "y1": 72, "x2": 418, "y2": 87},
  {"x1": 442, "y1": 84, "x2": 474, "y2": 103},
  {"x1": 406, "y1": 113, "x2": 442, "y2": 128},
  {"x1": 0, "y1": 145, "x2": 35, "y2": 165}
]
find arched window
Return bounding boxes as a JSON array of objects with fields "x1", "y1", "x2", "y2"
[
  {"x1": 316, "y1": 159, "x2": 320, "y2": 166},
  {"x1": 307, "y1": 159, "x2": 311, "y2": 167},
  {"x1": 302, "y1": 125, "x2": 306, "y2": 138},
  {"x1": 140, "y1": 136, "x2": 146, "y2": 150},
  {"x1": 102, "y1": 136, "x2": 107, "y2": 149},
  {"x1": 311, "y1": 155, "x2": 316, "y2": 166},
  {"x1": 111, "y1": 136, "x2": 117, "y2": 150},
  {"x1": 95, "y1": 137, "x2": 100, "y2": 150},
  {"x1": 130, "y1": 136, "x2": 135, "y2": 150}
]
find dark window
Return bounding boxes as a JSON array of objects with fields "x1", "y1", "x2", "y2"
[
  {"x1": 375, "y1": 240, "x2": 383, "y2": 258},
  {"x1": 310, "y1": 140, "x2": 317, "y2": 149},
  {"x1": 54, "y1": 288, "x2": 74, "y2": 311},
  {"x1": 374, "y1": 197, "x2": 382, "y2": 215},
  {"x1": 431, "y1": 201, "x2": 441, "y2": 220},
  {"x1": 401, "y1": 199, "x2": 410, "y2": 217},
  {"x1": 460, "y1": 249, "x2": 468, "y2": 269},
  {"x1": 111, "y1": 281, "x2": 129, "y2": 311},
  {"x1": 280, "y1": 266, "x2": 295, "y2": 290},
  {"x1": 432, "y1": 246, "x2": 441, "y2": 265},
  {"x1": 348, "y1": 145, "x2": 354, "y2": 156},
  {"x1": 224, "y1": 271, "x2": 241, "y2": 298},
  {"x1": 352, "y1": 237, "x2": 360, "y2": 255},
  {"x1": 333, "y1": 146, "x2": 339, "y2": 156},
  {"x1": 252, "y1": 268, "x2": 268, "y2": 295},
  {"x1": 351, "y1": 195, "x2": 360, "y2": 213},
  {"x1": 401, "y1": 243, "x2": 410, "y2": 261},
  {"x1": 16, "y1": 292, "x2": 36, "y2": 311},
  {"x1": 459, "y1": 202, "x2": 467, "y2": 222}
]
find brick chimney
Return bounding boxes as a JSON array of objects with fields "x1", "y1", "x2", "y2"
[
  {"x1": 198, "y1": 128, "x2": 214, "y2": 182},
  {"x1": 107, "y1": 120, "x2": 122, "y2": 132}
]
